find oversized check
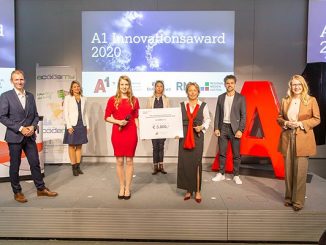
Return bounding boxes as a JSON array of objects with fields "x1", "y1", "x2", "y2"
[{"x1": 139, "y1": 107, "x2": 184, "y2": 139}]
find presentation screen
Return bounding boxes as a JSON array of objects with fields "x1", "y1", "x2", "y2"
[
  {"x1": 82, "y1": 11, "x2": 234, "y2": 97},
  {"x1": 307, "y1": 0, "x2": 326, "y2": 63},
  {"x1": 0, "y1": 0, "x2": 15, "y2": 95}
]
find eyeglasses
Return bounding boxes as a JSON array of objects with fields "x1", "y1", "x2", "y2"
[{"x1": 291, "y1": 83, "x2": 302, "y2": 87}]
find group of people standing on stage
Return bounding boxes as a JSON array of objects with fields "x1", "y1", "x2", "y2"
[{"x1": 0, "y1": 70, "x2": 320, "y2": 212}]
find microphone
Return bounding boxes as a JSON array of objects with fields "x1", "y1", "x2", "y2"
[{"x1": 119, "y1": 114, "x2": 131, "y2": 131}]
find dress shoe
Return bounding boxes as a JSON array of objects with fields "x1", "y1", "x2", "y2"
[
  {"x1": 76, "y1": 163, "x2": 84, "y2": 174},
  {"x1": 14, "y1": 192, "x2": 28, "y2": 203},
  {"x1": 124, "y1": 193, "x2": 131, "y2": 200},
  {"x1": 293, "y1": 206, "x2": 302, "y2": 212},
  {"x1": 184, "y1": 193, "x2": 192, "y2": 201},
  {"x1": 195, "y1": 193, "x2": 202, "y2": 203},
  {"x1": 118, "y1": 194, "x2": 124, "y2": 200},
  {"x1": 37, "y1": 187, "x2": 58, "y2": 197},
  {"x1": 158, "y1": 163, "x2": 167, "y2": 174},
  {"x1": 152, "y1": 164, "x2": 159, "y2": 175},
  {"x1": 284, "y1": 202, "x2": 292, "y2": 207},
  {"x1": 195, "y1": 197, "x2": 202, "y2": 203}
]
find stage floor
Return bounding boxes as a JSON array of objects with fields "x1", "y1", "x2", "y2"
[{"x1": 0, "y1": 162, "x2": 325, "y2": 242}]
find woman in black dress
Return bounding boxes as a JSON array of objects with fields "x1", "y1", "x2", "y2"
[
  {"x1": 177, "y1": 82, "x2": 211, "y2": 203},
  {"x1": 63, "y1": 81, "x2": 89, "y2": 176}
]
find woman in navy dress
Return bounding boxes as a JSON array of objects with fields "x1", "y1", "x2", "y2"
[{"x1": 63, "y1": 81, "x2": 89, "y2": 176}]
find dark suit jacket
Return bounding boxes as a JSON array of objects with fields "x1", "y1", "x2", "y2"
[
  {"x1": 214, "y1": 92, "x2": 246, "y2": 135},
  {"x1": 0, "y1": 89, "x2": 39, "y2": 143}
]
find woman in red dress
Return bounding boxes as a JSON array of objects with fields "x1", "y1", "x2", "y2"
[{"x1": 105, "y1": 75, "x2": 139, "y2": 200}]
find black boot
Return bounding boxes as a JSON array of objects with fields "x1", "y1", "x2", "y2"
[
  {"x1": 152, "y1": 164, "x2": 159, "y2": 175},
  {"x1": 72, "y1": 164, "x2": 79, "y2": 176},
  {"x1": 76, "y1": 163, "x2": 84, "y2": 174},
  {"x1": 159, "y1": 163, "x2": 167, "y2": 174}
]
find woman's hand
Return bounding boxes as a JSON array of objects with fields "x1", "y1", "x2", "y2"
[
  {"x1": 286, "y1": 121, "x2": 300, "y2": 129},
  {"x1": 68, "y1": 128, "x2": 74, "y2": 134},
  {"x1": 193, "y1": 125, "x2": 202, "y2": 133},
  {"x1": 119, "y1": 119, "x2": 128, "y2": 126}
]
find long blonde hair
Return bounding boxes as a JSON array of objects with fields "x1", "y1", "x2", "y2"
[
  {"x1": 114, "y1": 75, "x2": 135, "y2": 109},
  {"x1": 286, "y1": 75, "x2": 310, "y2": 105}
]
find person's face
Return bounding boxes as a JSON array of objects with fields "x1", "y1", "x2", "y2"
[
  {"x1": 71, "y1": 83, "x2": 81, "y2": 95},
  {"x1": 119, "y1": 79, "x2": 130, "y2": 95},
  {"x1": 11, "y1": 73, "x2": 25, "y2": 91},
  {"x1": 155, "y1": 83, "x2": 164, "y2": 95},
  {"x1": 187, "y1": 85, "x2": 199, "y2": 100},
  {"x1": 291, "y1": 79, "x2": 303, "y2": 96},
  {"x1": 224, "y1": 78, "x2": 236, "y2": 93}
]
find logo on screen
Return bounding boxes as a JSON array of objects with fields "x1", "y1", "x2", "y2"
[
  {"x1": 200, "y1": 82, "x2": 210, "y2": 91},
  {"x1": 94, "y1": 76, "x2": 110, "y2": 93}
]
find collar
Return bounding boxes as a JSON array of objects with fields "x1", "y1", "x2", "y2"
[{"x1": 14, "y1": 88, "x2": 26, "y2": 96}]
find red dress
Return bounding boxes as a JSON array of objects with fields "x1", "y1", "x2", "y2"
[{"x1": 105, "y1": 96, "x2": 139, "y2": 157}]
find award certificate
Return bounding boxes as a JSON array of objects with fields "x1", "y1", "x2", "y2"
[{"x1": 139, "y1": 107, "x2": 184, "y2": 139}]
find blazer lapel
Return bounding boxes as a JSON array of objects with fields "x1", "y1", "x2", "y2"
[
  {"x1": 220, "y1": 93, "x2": 226, "y2": 117},
  {"x1": 230, "y1": 92, "x2": 238, "y2": 113},
  {"x1": 283, "y1": 98, "x2": 291, "y2": 120},
  {"x1": 24, "y1": 93, "x2": 30, "y2": 116}
]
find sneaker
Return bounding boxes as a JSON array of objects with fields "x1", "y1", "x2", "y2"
[
  {"x1": 233, "y1": 176, "x2": 242, "y2": 185},
  {"x1": 212, "y1": 173, "x2": 225, "y2": 182}
]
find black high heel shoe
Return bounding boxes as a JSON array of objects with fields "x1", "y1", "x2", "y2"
[
  {"x1": 124, "y1": 191, "x2": 131, "y2": 200},
  {"x1": 118, "y1": 189, "x2": 125, "y2": 199}
]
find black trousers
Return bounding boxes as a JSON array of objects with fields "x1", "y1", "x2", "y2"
[
  {"x1": 151, "y1": 139, "x2": 166, "y2": 164},
  {"x1": 8, "y1": 137, "x2": 45, "y2": 194},
  {"x1": 218, "y1": 123, "x2": 241, "y2": 176}
]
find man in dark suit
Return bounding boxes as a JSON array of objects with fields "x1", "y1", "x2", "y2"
[
  {"x1": 212, "y1": 75, "x2": 246, "y2": 184},
  {"x1": 0, "y1": 70, "x2": 58, "y2": 203}
]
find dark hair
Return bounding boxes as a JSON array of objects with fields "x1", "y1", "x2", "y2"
[
  {"x1": 224, "y1": 75, "x2": 237, "y2": 83},
  {"x1": 69, "y1": 80, "x2": 83, "y2": 96}
]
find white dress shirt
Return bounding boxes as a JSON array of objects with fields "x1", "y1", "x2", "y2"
[{"x1": 14, "y1": 88, "x2": 26, "y2": 109}]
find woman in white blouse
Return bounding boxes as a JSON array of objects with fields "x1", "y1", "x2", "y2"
[{"x1": 177, "y1": 82, "x2": 211, "y2": 203}]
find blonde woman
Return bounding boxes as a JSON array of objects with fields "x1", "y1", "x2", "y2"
[
  {"x1": 277, "y1": 75, "x2": 320, "y2": 211},
  {"x1": 105, "y1": 75, "x2": 139, "y2": 200},
  {"x1": 146, "y1": 80, "x2": 170, "y2": 174},
  {"x1": 63, "y1": 81, "x2": 89, "y2": 176}
]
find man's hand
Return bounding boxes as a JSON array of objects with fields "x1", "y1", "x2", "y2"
[
  {"x1": 21, "y1": 127, "x2": 30, "y2": 136},
  {"x1": 235, "y1": 130, "x2": 243, "y2": 139},
  {"x1": 21, "y1": 126, "x2": 34, "y2": 137},
  {"x1": 214, "y1": 129, "x2": 220, "y2": 137}
]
